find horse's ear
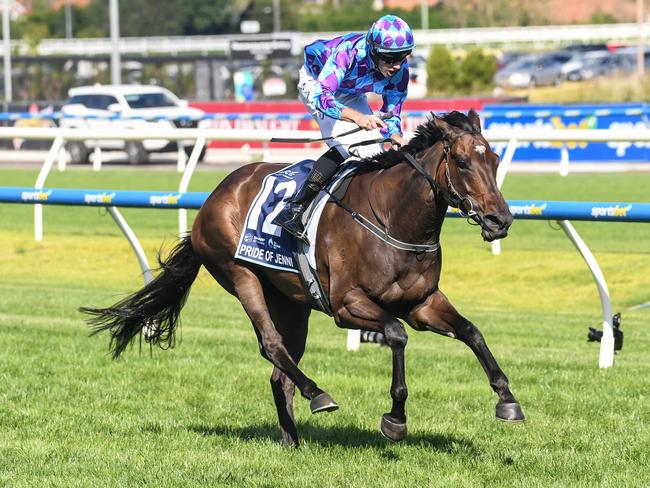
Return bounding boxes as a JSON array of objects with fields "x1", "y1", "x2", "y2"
[
  {"x1": 432, "y1": 114, "x2": 455, "y2": 139},
  {"x1": 468, "y1": 108, "x2": 482, "y2": 133}
]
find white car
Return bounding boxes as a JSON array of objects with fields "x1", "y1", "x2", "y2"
[{"x1": 59, "y1": 84, "x2": 207, "y2": 164}]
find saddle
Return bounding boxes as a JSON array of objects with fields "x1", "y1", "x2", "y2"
[{"x1": 235, "y1": 159, "x2": 358, "y2": 314}]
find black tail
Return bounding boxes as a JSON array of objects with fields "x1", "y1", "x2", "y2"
[{"x1": 80, "y1": 236, "x2": 201, "y2": 358}]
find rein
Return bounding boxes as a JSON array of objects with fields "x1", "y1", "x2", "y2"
[
  {"x1": 324, "y1": 138, "x2": 486, "y2": 254},
  {"x1": 270, "y1": 111, "x2": 394, "y2": 144},
  {"x1": 323, "y1": 187, "x2": 440, "y2": 254}
]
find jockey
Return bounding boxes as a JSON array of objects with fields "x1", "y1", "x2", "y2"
[{"x1": 273, "y1": 14, "x2": 414, "y2": 240}]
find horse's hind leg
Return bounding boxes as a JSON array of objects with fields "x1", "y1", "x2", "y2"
[
  {"x1": 230, "y1": 264, "x2": 336, "y2": 413},
  {"x1": 265, "y1": 284, "x2": 311, "y2": 447},
  {"x1": 408, "y1": 290, "x2": 524, "y2": 421},
  {"x1": 270, "y1": 368, "x2": 298, "y2": 447}
]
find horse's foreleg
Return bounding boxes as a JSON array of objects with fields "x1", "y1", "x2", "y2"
[
  {"x1": 231, "y1": 265, "x2": 337, "y2": 414},
  {"x1": 338, "y1": 289, "x2": 409, "y2": 441},
  {"x1": 408, "y1": 290, "x2": 524, "y2": 422}
]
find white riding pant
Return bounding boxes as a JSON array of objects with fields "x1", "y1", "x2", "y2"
[{"x1": 297, "y1": 66, "x2": 383, "y2": 159}]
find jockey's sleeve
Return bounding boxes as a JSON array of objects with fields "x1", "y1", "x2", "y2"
[
  {"x1": 311, "y1": 48, "x2": 351, "y2": 119},
  {"x1": 380, "y1": 66, "x2": 409, "y2": 137}
]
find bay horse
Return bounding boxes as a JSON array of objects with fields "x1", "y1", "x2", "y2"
[{"x1": 81, "y1": 109, "x2": 524, "y2": 448}]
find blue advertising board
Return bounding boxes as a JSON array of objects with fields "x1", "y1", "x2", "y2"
[{"x1": 481, "y1": 103, "x2": 650, "y2": 163}]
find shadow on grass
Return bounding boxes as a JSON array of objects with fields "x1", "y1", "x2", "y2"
[{"x1": 189, "y1": 422, "x2": 477, "y2": 453}]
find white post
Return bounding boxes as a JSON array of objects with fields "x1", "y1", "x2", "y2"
[
  {"x1": 491, "y1": 138, "x2": 518, "y2": 255},
  {"x1": 558, "y1": 220, "x2": 614, "y2": 368},
  {"x1": 92, "y1": 146, "x2": 102, "y2": 171},
  {"x1": 34, "y1": 136, "x2": 65, "y2": 241},
  {"x1": 559, "y1": 146, "x2": 570, "y2": 176},
  {"x1": 177, "y1": 143, "x2": 187, "y2": 172},
  {"x1": 491, "y1": 233, "x2": 502, "y2": 256},
  {"x1": 57, "y1": 144, "x2": 66, "y2": 171},
  {"x1": 347, "y1": 329, "x2": 361, "y2": 351},
  {"x1": 107, "y1": 207, "x2": 153, "y2": 284},
  {"x1": 177, "y1": 136, "x2": 205, "y2": 236}
]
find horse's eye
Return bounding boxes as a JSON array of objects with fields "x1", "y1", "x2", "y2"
[{"x1": 455, "y1": 158, "x2": 470, "y2": 169}]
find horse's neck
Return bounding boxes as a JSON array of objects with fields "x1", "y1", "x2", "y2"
[{"x1": 373, "y1": 145, "x2": 446, "y2": 244}]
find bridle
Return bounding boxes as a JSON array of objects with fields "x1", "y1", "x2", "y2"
[
  {"x1": 318, "y1": 134, "x2": 487, "y2": 254},
  {"x1": 401, "y1": 139, "x2": 484, "y2": 228}
]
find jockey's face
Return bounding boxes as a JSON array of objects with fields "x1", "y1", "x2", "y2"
[{"x1": 376, "y1": 50, "x2": 410, "y2": 78}]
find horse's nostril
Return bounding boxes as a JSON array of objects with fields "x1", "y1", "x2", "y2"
[
  {"x1": 484, "y1": 213, "x2": 512, "y2": 230},
  {"x1": 484, "y1": 214, "x2": 504, "y2": 229}
]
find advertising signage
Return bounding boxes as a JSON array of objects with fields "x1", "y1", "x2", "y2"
[{"x1": 229, "y1": 38, "x2": 293, "y2": 61}]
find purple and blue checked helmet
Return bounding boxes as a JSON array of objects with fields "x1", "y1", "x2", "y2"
[{"x1": 366, "y1": 15, "x2": 415, "y2": 54}]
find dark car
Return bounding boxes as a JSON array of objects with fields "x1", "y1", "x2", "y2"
[{"x1": 565, "y1": 53, "x2": 633, "y2": 81}]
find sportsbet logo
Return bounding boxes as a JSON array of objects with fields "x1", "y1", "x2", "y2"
[
  {"x1": 149, "y1": 194, "x2": 181, "y2": 206},
  {"x1": 21, "y1": 190, "x2": 51, "y2": 201},
  {"x1": 84, "y1": 192, "x2": 115, "y2": 204},
  {"x1": 509, "y1": 203, "x2": 547, "y2": 216},
  {"x1": 591, "y1": 205, "x2": 632, "y2": 219}
]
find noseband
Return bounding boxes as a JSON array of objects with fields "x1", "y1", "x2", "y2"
[{"x1": 402, "y1": 142, "x2": 483, "y2": 227}]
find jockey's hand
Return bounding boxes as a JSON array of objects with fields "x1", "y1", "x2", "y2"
[
  {"x1": 355, "y1": 113, "x2": 387, "y2": 131},
  {"x1": 342, "y1": 108, "x2": 387, "y2": 131}
]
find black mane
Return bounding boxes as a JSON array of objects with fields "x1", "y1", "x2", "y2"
[{"x1": 367, "y1": 111, "x2": 476, "y2": 169}]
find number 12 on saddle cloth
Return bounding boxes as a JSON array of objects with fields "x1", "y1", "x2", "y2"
[{"x1": 235, "y1": 159, "x2": 323, "y2": 273}]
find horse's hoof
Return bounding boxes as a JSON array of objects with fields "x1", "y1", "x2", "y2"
[
  {"x1": 310, "y1": 392, "x2": 339, "y2": 414},
  {"x1": 496, "y1": 402, "x2": 525, "y2": 422},
  {"x1": 380, "y1": 414, "x2": 407, "y2": 442},
  {"x1": 281, "y1": 437, "x2": 299, "y2": 449}
]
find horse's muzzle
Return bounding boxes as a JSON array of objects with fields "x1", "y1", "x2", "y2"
[{"x1": 480, "y1": 211, "x2": 513, "y2": 242}]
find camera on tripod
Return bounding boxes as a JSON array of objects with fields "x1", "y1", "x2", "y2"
[{"x1": 588, "y1": 313, "x2": 623, "y2": 351}]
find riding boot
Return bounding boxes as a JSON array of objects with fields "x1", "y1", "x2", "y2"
[{"x1": 273, "y1": 147, "x2": 345, "y2": 241}]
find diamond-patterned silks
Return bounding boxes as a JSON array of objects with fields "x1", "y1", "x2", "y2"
[{"x1": 303, "y1": 32, "x2": 409, "y2": 137}]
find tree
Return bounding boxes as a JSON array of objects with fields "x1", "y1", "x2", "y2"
[
  {"x1": 457, "y1": 48, "x2": 496, "y2": 93},
  {"x1": 426, "y1": 45, "x2": 458, "y2": 95},
  {"x1": 115, "y1": 0, "x2": 236, "y2": 36},
  {"x1": 240, "y1": 0, "x2": 302, "y2": 33}
]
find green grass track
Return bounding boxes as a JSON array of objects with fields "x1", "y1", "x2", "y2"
[{"x1": 1, "y1": 167, "x2": 649, "y2": 486}]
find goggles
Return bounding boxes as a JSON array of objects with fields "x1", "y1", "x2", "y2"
[{"x1": 376, "y1": 50, "x2": 411, "y2": 65}]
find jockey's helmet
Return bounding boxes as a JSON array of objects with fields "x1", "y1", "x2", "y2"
[{"x1": 366, "y1": 15, "x2": 415, "y2": 62}]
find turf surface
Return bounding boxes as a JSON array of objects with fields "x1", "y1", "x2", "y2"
[{"x1": 1, "y1": 167, "x2": 649, "y2": 486}]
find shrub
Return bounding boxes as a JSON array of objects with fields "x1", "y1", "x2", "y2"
[
  {"x1": 426, "y1": 45, "x2": 458, "y2": 95},
  {"x1": 457, "y1": 48, "x2": 497, "y2": 94}
]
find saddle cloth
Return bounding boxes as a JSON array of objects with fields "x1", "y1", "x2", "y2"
[{"x1": 235, "y1": 159, "x2": 357, "y2": 274}]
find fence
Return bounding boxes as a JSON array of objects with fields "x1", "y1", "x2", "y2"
[
  {"x1": 2, "y1": 123, "x2": 650, "y2": 367},
  {"x1": 22, "y1": 22, "x2": 650, "y2": 56},
  {"x1": 2, "y1": 185, "x2": 649, "y2": 369},
  {"x1": 3, "y1": 123, "x2": 650, "y2": 238},
  {"x1": 5, "y1": 102, "x2": 650, "y2": 161}
]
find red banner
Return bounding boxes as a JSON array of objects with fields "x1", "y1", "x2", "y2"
[{"x1": 191, "y1": 97, "x2": 503, "y2": 149}]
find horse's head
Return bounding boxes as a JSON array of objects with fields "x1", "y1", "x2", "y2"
[{"x1": 430, "y1": 110, "x2": 513, "y2": 242}]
